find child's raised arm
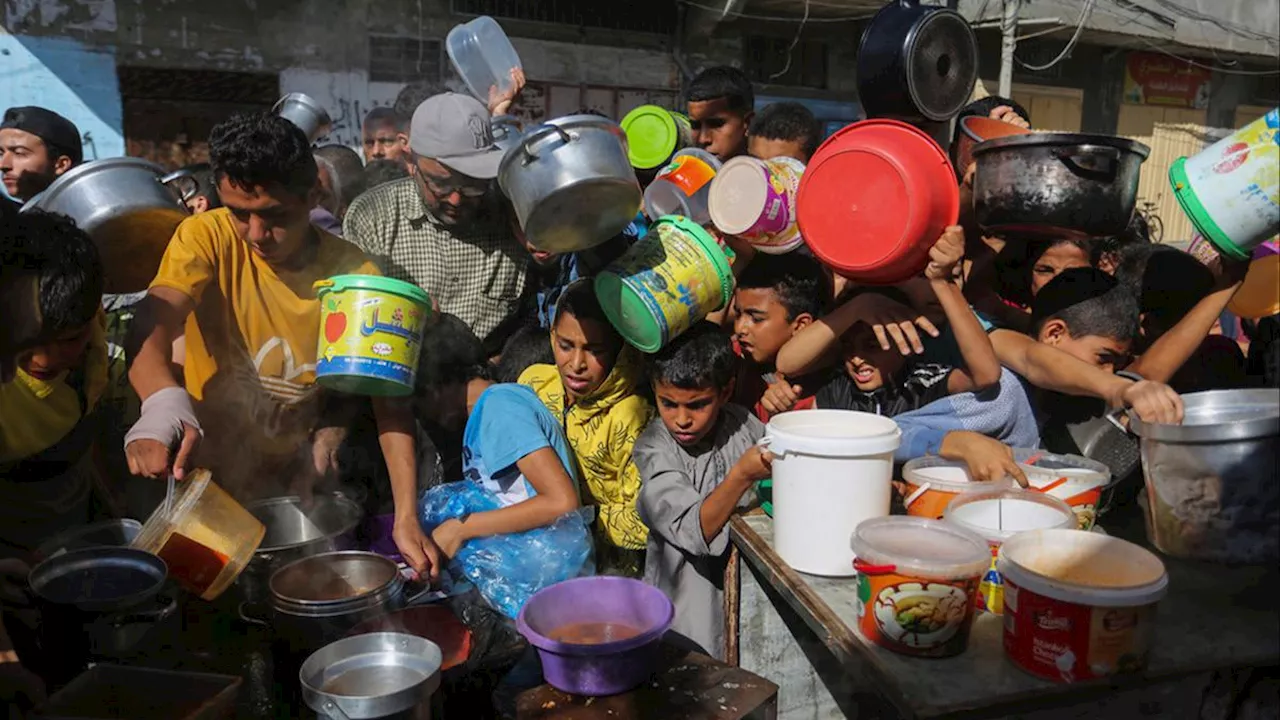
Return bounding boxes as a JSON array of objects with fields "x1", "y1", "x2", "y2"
[{"x1": 926, "y1": 226, "x2": 1002, "y2": 394}]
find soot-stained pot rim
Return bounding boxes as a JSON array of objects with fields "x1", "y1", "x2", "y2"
[{"x1": 972, "y1": 132, "x2": 1151, "y2": 159}]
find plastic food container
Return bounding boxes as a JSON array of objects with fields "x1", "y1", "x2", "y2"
[
  {"x1": 945, "y1": 489, "x2": 1076, "y2": 614},
  {"x1": 132, "y1": 470, "x2": 265, "y2": 600},
  {"x1": 851, "y1": 516, "x2": 991, "y2": 658},
  {"x1": 998, "y1": 529, "x2": 1168, "y2": 683},
  {"x1": 594, "y1": 216, "x2": 733, "y2": 353},
  {"x1": 446, "y1": 16, "x2": 522, "y2": 102},
  {"x1": 517, "y1": 576, "x2": 674, "y2": 696},
  {"x1": 900, "y1": 456, "x2": 1011, "y2": 520},
  {"x1": 709, "y1": 156, "x2": 805, "y2": 254},
  {"x1": 643, "y1": 148, "x2": 721, "y2": 224},
  {"x1": 1014, "y1": 449, "x2": 1111, "y2": 530},
  {"x1": 315, "y1": 275, "x2": 432, "y2": 397},
  {"x1": 620, "y1": 105, "x2": 693, "y2": 170}
]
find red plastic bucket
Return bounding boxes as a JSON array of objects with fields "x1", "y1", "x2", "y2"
[{"x1": 797, "y1": 119, "x2": 959, "y2": 284}]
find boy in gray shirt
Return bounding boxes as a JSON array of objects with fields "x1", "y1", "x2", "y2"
[{"x1": 635, "y1": 322, "x2": 773, "y2": 660}]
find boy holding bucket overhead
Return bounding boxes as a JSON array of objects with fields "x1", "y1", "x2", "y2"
[
  {"x1": 122, "y1": 112, "x2": 444, "y2": 579},
  {"x1": 635, "y1": 322, "x2": 771, "y2": 660}
]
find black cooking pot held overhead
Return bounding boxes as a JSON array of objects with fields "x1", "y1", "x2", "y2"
[{"x1": 857, "y1": 0, "x2": 979, "y2": 122}]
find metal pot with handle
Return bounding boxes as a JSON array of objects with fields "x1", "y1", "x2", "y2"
[
  {"x1": 972, "y1": 133, "x2": 1151, "y2": 238},
  {"x1": 238, "y1": 494, "x2": 363, "y2": 603},
  {"x1": 857, "y1": 0, "x2": 978, "y2": 122},
  {"x1": 301, "y1": 632, "x2": 444, "y2": 719},
  {"x1": 22, "y1": 158, "x2": 191, "y2": 294},
  {"x1": 274, "y1": 92, "x2": 333, "y2": 143},
  {"x1": 1128, "y1": 388, "x2": 1279, "y2": 564},
  {"x1": 498, "y1": 114, "x2": 642, "y2": 254}
]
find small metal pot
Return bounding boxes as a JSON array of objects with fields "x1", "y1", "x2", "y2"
[
  {"x1": 857, "y1": 0, "x2": 978, "y2": 122},
  {"x1": 22, "y1": 158, "x2": 191, "y2": 294},
  {"x1": 239, "y1": 494, "x2": 363, "y2": 603},
  {"x1": 274, "y1": 92, "x2": 333, "y2": 142},
  {"x1": 972, "y1": 132, "x2": 1151, "y2": 238},
  {"x1": 1129, "y1": 389, "x2": 1279, "y2": 564},
  {"x1": 29, "y1": 546, "x2": 167, "y2": 613},
  {"x1": 498, "y1": 114, "x2": 642, "y2": 253},
  {"x1": 301, "y1": 632, "x2": 443, "y2": 719}
]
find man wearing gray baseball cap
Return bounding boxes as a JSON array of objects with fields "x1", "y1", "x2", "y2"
[{"x1": 344, "y1": 92, "x2": 527, "y2": 351}]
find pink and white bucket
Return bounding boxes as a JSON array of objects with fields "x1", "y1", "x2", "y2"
[{"x1": 709, "y1": 156, "x2": 805, "y2": 254}]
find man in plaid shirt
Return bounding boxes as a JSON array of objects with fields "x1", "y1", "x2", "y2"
[{"x1": 344, "y1": 93, "x2": 529, "y2": 352}]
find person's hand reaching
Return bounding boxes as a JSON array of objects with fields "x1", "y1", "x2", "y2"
[
  {"x1": 1117, "y1": 380, "x2": 1184, "y2": 425},
  {"x1": 846, "y1": 292, "x2": 940, "y2": 356},
  {"x1": 760, "y1": 374, "x2": 802, "y2": 415},
  {"x1": 925, "y1": 225, "x2": 966, "y2": 281},
  {"x1": 939, "y1": 431, "x2": 1028, "y2": 487},
  {"x1": 430, "y1": 518, "x2": 469, "y2": 559},
  {"x1": 733, "y1": 446, "x2": 774, "y2": 484},
  {"x1": 488, "y1": 67, "x2": 526, "y2": 117},
  {"x1": 988, "y1": 105, "x2": 1031, "y2": 129},
  {"x1": 393, "y1": 516, "x2": 444, "y2": 582}
]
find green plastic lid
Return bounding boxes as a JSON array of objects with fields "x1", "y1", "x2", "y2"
[
  {"x1": 1168, "y1": 158, "x2": 1250, "y2": 261},
  {"x1": 594, "y1": 216, "x2": 734, "y2": 353},
  {"x1": 314, "y1": 274, "x2": 432, "y2": 306},
  {"x1": 622, "y1": 105, "x2": 682, "y2": 170}
]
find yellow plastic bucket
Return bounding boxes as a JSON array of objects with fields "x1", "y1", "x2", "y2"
[
  {"x1": 314, "y1": 275, "x2": 431, "y2": 396},
  {"x1": 594, "y1": 216, "x2": 733, "y2": 353}
]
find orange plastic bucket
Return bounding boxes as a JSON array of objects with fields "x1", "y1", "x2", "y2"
[{"x1": 797, "y1": 120, "x2": 959, "y2": 284}]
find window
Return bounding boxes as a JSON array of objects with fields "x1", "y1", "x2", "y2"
[
  {"x1": 745, "y1": 37, "x2": 828, "y2": 89},
  {"x1": 452, "y1": 0, "x2": 678, "y2": 35},
  {"x1": 369, "y1": 36, "x2": 444, "y2": 84}
]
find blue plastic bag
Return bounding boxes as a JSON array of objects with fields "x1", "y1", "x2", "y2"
[{"x1": 419, "y1": 480, "x2": 595, "y2": 619}]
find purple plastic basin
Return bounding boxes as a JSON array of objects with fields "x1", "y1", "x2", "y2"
[
  {"x1": 517, "y1": 576, "x2": 674, "y2": 696},
  {"x1": 362, "y1": 513, "x2": 404, "y2": 563}
]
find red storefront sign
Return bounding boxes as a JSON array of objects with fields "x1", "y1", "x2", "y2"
[{"x1": 1123, "y1": 51, "x2": 1213, "y2": 108}]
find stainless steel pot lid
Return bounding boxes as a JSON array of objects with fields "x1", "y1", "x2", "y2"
[
  {"x1": 269, "y1": 551, "x2": 398, "y2": 606},
  {"x1": 247, "y1": 495, "x2": 362, "y2": 553},
  {"x1": 1129, "y1": 388, "x2": 1280, "y2": 442},
  {"x1": 973, "y1": 132, "x2": 1152, "y2": 159}
]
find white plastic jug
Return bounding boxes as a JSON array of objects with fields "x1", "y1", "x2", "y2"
[{"x1": 763, "y1": 410, "x2": 901, "y2": 577}]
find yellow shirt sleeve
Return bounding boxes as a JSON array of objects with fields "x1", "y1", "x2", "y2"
[{"x1": 149, "y1": 214, "x2": 220, "y2": 302}]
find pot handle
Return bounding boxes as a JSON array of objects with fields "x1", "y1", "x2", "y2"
[
  {"x1": 320, "y1": 699, "x2": 354, "y2": 720},
  {"x1": 237, "y1": 600, "x2": 270, "y2": 628},
  {"x1": 520, "y1": 124, "x2": 573, "y2": 165},
  {"x1": 1053, "y1": 145, "x2": 1121, "y2": 179},
  {"x1": 109, "y1": 594, "x2": 178, "y2": 626},
  {"x1": 158, "y1": 168, "x2": 198, "y2": 206}
]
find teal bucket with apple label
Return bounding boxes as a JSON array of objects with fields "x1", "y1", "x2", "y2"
[{"x1": 314, "y1": 275, "x2": 431, "y2": 396}]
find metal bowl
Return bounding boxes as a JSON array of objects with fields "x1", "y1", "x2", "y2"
[
  {"x1": 301, "y1": 632, "x2": 443, "y2": 719},
  {"x1": 1129, "y1": 389, "x2": 1280, "y2": 564}
]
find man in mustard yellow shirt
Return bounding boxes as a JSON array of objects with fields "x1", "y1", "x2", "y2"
[{"x1": 124, "y1": 113, "x2": 442, "y2": 578}]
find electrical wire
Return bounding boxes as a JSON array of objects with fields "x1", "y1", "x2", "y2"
[
  {"x1": 1130, "y1": 35, "x2": 1280, "y2": 75},
  {"x1": 1016, "y1": 0, "x2": 1096, "y2": 71},
  {"x1": 769, "y1": 0, "x2": 812, "y2": 80},
  {"x1": 676, "y1": 0, "x2": 874, "y2": 24}
]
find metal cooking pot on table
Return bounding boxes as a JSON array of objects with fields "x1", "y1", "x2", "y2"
[
  {"x1": 239, "y1": 494, "x2": 363, "y2": 602},
  {"x1": 301, "y1": 632, "x2": 444, "y2": 719},
  {"x1": 972, "y1": 132, "x2": 1150, "y2": 239},
  {"x1": 498, "y1": 114, "x2": 642, "y2": 254},
  {"x1": 1128, "y1": 388, "x2": 1280, "y2": 564},
  {"x1": 856, "y1": 0, "x2": 978, "y2": 122},
  {"x1": 22, "y1": 158, "x2": 191, "y2": 294}
]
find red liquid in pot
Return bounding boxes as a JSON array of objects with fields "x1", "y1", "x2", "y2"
[{"x1": 158, "y1": 532, "x2": 229, "y2": 595}]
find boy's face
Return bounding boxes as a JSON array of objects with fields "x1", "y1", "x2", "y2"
[
  {"x1": 219, "y1": 178, "x2": 318, "y2": 270},
  {"x1": 19, "y1": 322, "x2": 94, "y2": 381},
  {"x1": 653, "y1": 380, "x2": 733, "y2": 447},
  {"x1": 1038, "y1": 319, "x2": 1132, "y2": 374},
  {"x1": 841, "y1": 323, "x2": 906, "y2": 392},
  {"x1": 1031, "y1": 242, "x2": 1091, "y2": 297},
  {"x1": 748, "y1": 136, "x2": 809, "y2": 164},
  {"x1": 734, "y1": 287, "x2": 809, "y2": 368},
  {"x1": 0, "y1": 128, "x2": 69, "y2": 202},
  {"x1": 688, "y1": 97, "x2": 751, "y2": 162},
  {"x1": 552, "y1": 311, "x2": 619, "y2": 404}
]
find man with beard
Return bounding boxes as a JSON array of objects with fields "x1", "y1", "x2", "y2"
[
  {"x1": 344, "y1": 93, "x2": 527, "y2": 354},
  {"x1": 0, "y1": 107, "x2": 82, "y2": 210}
]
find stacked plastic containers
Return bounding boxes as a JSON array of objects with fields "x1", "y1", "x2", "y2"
[
  {"x1": 642, "y1": 149, "x2": 721, "y2": 225},
  {"x1": 620, "y1": 105, "x2": 693, "y2": 172},
  {"x1": 447, "y1": 16, "x2": 523, "y2": 102},
  {"x1": 709, "y1": 156, "x2": 806, "y2": 254}
]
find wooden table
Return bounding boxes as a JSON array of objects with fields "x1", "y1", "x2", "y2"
[
  {"x1": 516, "y1": 643, "x2": 778, "y2": 720},
  {"x1": 729, "y1": 513, "x2": 1279, "y2": 720}
]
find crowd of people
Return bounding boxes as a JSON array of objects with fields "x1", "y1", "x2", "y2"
[{"x1": 1, "y1": 62, "x2": 1277, "y2": 712}]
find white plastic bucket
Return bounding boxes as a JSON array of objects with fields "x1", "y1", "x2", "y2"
[
  {"x1": 1170, "y1": 108, "x2": 1280, "y2": 260},
  {"x1": 900, "y1": 456, "x2": 1011, "y2": 519},
  {"x1": 764, "y1": 410, "x2": 901, "y2": 576}
]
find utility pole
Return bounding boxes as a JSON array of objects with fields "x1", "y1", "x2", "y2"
[{"x1": 999, "y1": 0, "x2": 1021, "y2": 97}]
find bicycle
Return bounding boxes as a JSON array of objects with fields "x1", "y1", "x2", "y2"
[{"x1": 1135, "y1": 196, "x2": 1164, "y2": 244}]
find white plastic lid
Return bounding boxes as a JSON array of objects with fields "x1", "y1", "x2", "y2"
[
  {"x1": 901, "y1": 456, "x2": 1012, "y2": 492},
  {"x1": 709, "y1": 157, "x2": 771, "y2": 235},
  {"x1": 764, "y1": 409, "x2": 901, "y2": 457},
  {"x1": 1014, "y1": 448, "x2": 1111, "y2": 496},
  {"x1": 850, "y1": 516, "x2": 991, "y2": 580},
  {"x1": 998, "y1": 529, "x2": 1168, "y2": 607},
  {"x1": 944, "y1": 489, "x2": 1075, "y2": 545}
]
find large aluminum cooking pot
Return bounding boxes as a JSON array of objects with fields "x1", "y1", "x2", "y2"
[
  {"x1": 972, "y1": 133, "x2": 1150, "y2": 239},
  {"x1": 498, "y1": 114, "x2": 642, "y2": 253},
  {"x1": 301, "y1": 632, "x2": 443, "y2": 719},
  {"x1": 22, "y1": 158, "x2": 191, "y2": 294},
  {"x1": 238, "y1": 494, "x2": 363, "y2": 603},
  {"x1": 274, "y1": 92, "x2": 332, "y2": 143},
  {"x1": 1129, "y1": 389, "x2": 1279, "y2": 564},
  {"x1": 857, "y1": 0, "x2": 978, "y2": 122}
]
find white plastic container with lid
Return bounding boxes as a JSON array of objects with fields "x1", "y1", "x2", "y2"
[
  {"x1": 1013, "y1": 449, "x2": 1111, "y2": 530},
  {"x1": 998, "y1": 529, "x2": 1168, "y2": 683},
  {"x1": 849, "y1": 516, "x2": 991, "y2": 657},
  {"x1": 763, "y1": 410, "x2": 901, "y2": 577},
  {"x1": 944, "y1": 489, "x2": 1076, "y2": 546},
  {"x1": 642, "y1": 148, "x2": 721, "y2": 224},
  {"x1": 900, "y1": 456, "x2": 1012, "y2": 519},
  {"x1": 447, "y1": 16, "x2": 523, "y2": 102}
]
